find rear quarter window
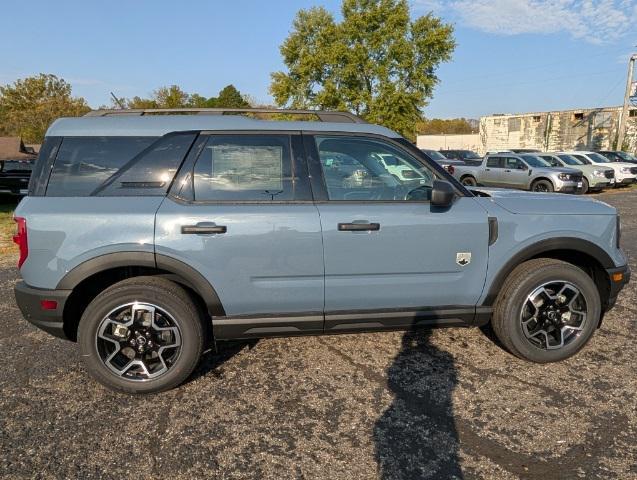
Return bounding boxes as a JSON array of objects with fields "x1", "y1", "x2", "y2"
[{"x1": 46, "y1": 137, "x2": 157, "y2": 196}]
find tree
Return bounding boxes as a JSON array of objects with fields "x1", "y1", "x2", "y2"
[
  {"x1": 215, "y1": 85, "x2": 250, "y2": 108},
  {"x1": 0, "y1": 74, "x2": 90, "y2": 143},
  {"x1": 124, "y1": 84, "x2": 251, "y2": 110},
  {"x1": 270, "y1": 0, "x2": 455, "y2": 139},
  {"x1": 416, "y1": 118, "x2": 477, "y2": 135},
  {"x1": 127, "y1": 85, "x2": 191, "y2": 109}
]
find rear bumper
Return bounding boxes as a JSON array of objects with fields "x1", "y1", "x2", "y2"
[
  {"x1": 14, "y1": 281, "x2": 71, "y2": 340},
  {"x1": 606, "y1": 265, "x2": 631, "y2": 310}
]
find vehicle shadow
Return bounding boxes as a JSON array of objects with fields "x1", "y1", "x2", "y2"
[
  {"x1": 189, "y1": 339, "x2": 259, "y2": 382},
  {"x1": 374, "y1": 329, "x2": 462, "y2": 479}
]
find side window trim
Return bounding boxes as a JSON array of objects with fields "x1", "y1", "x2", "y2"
[{"x1": 174, "y1": 132, "x2": 313, "y2": 204}]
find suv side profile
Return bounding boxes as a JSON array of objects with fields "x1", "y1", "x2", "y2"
[
  {"x1": 540, "y1": 153, "x2": 614, "y2": 194},
  {"x1": 14, "y1": 109, "x2": 630, "y2": 394}
]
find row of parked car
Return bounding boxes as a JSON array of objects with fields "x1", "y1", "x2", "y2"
[{"x1": 420, "y1": 149, "x2": 637, "y2": 194}]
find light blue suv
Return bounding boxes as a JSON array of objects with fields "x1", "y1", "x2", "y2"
[{"x1": 13, "y1": 109, "x2": 630, "y2": 393}]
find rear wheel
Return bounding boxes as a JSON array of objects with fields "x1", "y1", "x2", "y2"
[
  {"x1": 531, "y1": 179, "x2": 554, "y2": 193},
  {"x1": 491, "y1": 258, "x2": 601, "y2": 363},
  {"x1": 78, "y1": 277, "x2": 205, "y2": 394},
  {"x1": 461, "y1": 176, "x2": 477, "y2": 187}
]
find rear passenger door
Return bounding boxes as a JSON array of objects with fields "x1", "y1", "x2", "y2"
[
  {"x1": 482, "y1": 156, "x2": 504, "y2": 185},
  {"x1": 155, "y1": 133, "x2": 325, "y2": 337}
]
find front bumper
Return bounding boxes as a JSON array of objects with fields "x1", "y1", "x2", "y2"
[
  {"x1": 554, "y1": 179, "x2": 581, "y2": 193},
  {"x1": 14, "y1": 282, "x2": 71, "y2": 340},
  {"x1": 606, "y1": 265, "x2": 631, "y2": 310}
]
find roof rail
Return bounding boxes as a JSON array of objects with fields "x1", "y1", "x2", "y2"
[{"x1": 84, "y1": 108, "x2": 366, "y2": 124}]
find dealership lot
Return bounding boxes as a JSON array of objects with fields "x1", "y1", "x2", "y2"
[{"x1": 0, "y1": 189, "x2": 635, "y2": 479}]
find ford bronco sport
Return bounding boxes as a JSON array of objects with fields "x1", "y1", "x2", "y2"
[{"x1": 13, "y1": 108, "x2": 630, "y2": 394}]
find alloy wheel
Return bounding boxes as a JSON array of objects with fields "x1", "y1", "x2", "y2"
[
  {"x1": 519, "y1": 281, "x2": 587, "y2": 350},
  {"x1": 95, "y1": 302, "x2": 182, "y2": 381}
]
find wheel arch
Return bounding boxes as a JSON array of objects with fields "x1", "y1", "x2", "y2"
[
  {"x1": 531, "y1": 176, "x2": 554, "y2": 188},
  {"x1": 58, "y1": 252, "x2": 225, "y2": 341},
  {"x1": 483, "y1": 237, "x2": 613, "y2": 311}
]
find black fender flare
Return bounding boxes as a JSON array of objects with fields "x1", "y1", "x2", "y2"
[
  {"x1": 56, "y1": 252, "x2": 226, "y2": 316},
  {"x1": 483, "y1": 237, "x2": 614, "y2": 305}
]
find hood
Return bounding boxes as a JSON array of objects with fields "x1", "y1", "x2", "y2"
[
  {"x1": 469, "y1": 187, "x2": 616, "y2": 215},
  {"x1": 532, "y1": 166, "x2": 580, "y2": 175}
]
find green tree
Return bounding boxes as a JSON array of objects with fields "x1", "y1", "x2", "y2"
[
  {"x1": 215, "y1": 85, "x2": 250, "y2": 108},
  {"x1": 124, "y1": 84, "x2": 251, "y2": 110},
  {"x1": 417, "y1": 118, "x2": 477, "y2": 135},
  {"x1": 270, "y1": 0, "x2": 455, "y2": 139},
  {"x1": 0, "y1": 74, "x2": 90, "y2": 143}
]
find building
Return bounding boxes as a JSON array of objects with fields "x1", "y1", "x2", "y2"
[
  {"x1": 417, "y1": 106, "x2": 637, "y2": 155},
  {"x1": 416, "y1": 133, "x2": 481, "y2": 152},
  {"x1": 0, "y1": 137, "x2": 38, "y2": 161}
]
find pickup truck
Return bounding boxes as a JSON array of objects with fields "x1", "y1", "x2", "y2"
[
  {"x1": 453, "y1": 153, "x2": 583, "y2": 193},
  {"x1": 0, "y1": 160, "x2": 33, "y2": 196}
]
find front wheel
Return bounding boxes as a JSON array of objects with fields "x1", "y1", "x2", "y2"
[
  {"x1": 531, "y1": 179, "x2": 554, "y2": 193},
  {"x1": 491, "y1": 258, "x2": 601, "y2": 363},
  {"x1": 78, "y1": 276, "x2": 205, "y2": 394},
  {"x1": 581, "y1": 177, "x2": 589, "y2": 194}
]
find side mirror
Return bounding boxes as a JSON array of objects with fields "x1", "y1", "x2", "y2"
[{"x1": 431, "y1": 180, "x2": 455, "y2": 208}]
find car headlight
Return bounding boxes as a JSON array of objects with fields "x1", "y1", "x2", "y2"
[
  {"x1": 593, "y1": 170, "x2": 605, "y2": 177},
  {"x1": 620, "y1": 167, "x2": 631, "y2": 173},
  {"x1": 558, "y1": 173, "x2": 572, "y2": 180}
]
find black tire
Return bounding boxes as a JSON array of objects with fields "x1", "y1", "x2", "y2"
[
  {"x1": 78, "y1": 276, "x2": 205, "y2": 394},
  {"x1": 491, "y1": 258, "x2": 601, "y2": 363},
  {"x1": 581, "y1": 177, "x2": 589, "y2": 195},
  {"x1": 461, "y1": 176, "x2": 477, "y2": 187},
  {"x1": 531, "y1": 179, "x2": 554, "y2": 193}
]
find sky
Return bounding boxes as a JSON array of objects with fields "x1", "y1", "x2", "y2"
[{"x1": 1, "y1": 0, "x2": 635, "y2": 119}]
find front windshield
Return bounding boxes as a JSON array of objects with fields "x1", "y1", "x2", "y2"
[
  {"x1": 557, "y1": 154, "x2": 583, "y2": 166},
  {"x1": 421, "y1": 149, "x2": 446, "y2": 161},
  {"x1": 456, "y1": 150, "x2": 481, "y2": 160},
  {"x1": 616, "y1": 151, "x2": 637, "y2": 162},
  {"x1": 521, "y1": 155, "x2": 551, "y2": 168},
  {"x1": 586, "y1": 153, "x2": 611, "y2": 164}
]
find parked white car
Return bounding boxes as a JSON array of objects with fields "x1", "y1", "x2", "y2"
[{"x1": 560, "y1": 151, "x2": 637, "y2": 186}]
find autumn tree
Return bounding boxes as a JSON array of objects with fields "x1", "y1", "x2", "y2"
[
  {"x1": 0, "y1": 74, "x2": 90, "y2": 143},
  {"x1": 270, "y1": 0, "x2": 455, "y2": 138}
]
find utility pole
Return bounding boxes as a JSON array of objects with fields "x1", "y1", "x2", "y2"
[{"x1": 617, "y1": 53, "x2": 636, "y2": 151}]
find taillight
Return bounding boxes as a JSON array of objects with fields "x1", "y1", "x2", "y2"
[
  {"x1": 12, "y1": 217, "x2": 28, "y2": 268},
  {"x1": 447, "y1": 165, "x2": 455, "y2": 175}
]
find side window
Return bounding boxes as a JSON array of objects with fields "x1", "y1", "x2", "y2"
[
  {"x1": 46, "y1": 137, "x2": 157, "y2": 196},
  {"x1": 193, "y1": 135, "x2": 295, "y2": 201},
  {"x1": 505, "y1": 157, "x2": 522, "y2": 169},
  {"x1": 543, "y1": 156, "x2": 560, "y2": 167},
  {"x1": 486, "y1": 157, "x2": 502, "y2": 168},
  {"x1": 96, "y1": 133, "x2": 197, "y2": 196},
  {"x1": 315, "y1": 136, "x2": 435, "y2": 201}
]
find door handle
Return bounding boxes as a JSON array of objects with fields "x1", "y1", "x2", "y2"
[
  {"x1": 181, "y1": 223, "x2": 227, "y2": 235},
  {"x1": 485, "y1": 168, "x2": 490, "y2": 171},
  {"x1": 338, "y1": 222, "x2": 380, "y2": 232},
  {"x1": 504, "y1": 169, "x2": 512, "y2": 172}
]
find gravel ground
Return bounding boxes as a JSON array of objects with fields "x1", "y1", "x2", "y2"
[{"x1": 0, "y1": 190, "x2": 636, "y2": 479}]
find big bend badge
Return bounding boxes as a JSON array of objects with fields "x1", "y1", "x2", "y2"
[{"x1": 456, "y1": 252, "x2": 472, "y2": 267}]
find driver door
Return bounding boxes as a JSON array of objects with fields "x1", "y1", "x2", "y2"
[{"x1": 308, "y1": 134, "x2": 490, "y2": 331}]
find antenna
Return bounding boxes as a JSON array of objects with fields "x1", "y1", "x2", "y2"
[{"x1": 110, "y1": 92, "x2": 126, "y2": 110}]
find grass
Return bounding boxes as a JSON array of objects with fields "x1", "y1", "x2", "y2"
[{"x1": 0, "y1": 198, "x2": 19, "y2": 256}]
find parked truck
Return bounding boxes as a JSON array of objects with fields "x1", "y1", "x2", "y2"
[{"x1": 453, "y1": 153, "x2": 583, "y2": 193}]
